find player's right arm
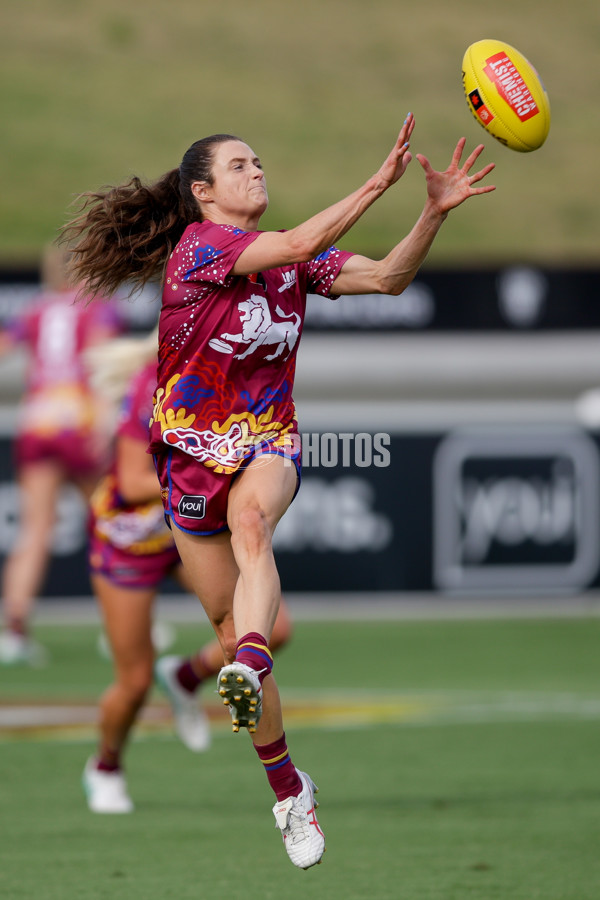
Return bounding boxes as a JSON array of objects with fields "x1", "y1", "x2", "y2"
[{"x1": 232, "y1": 115, "x2": 415, "y2": 276}]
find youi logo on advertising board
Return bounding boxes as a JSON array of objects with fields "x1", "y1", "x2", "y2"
[{"x1": 433, "y1": 427, "x2": 600, "y2": 593}]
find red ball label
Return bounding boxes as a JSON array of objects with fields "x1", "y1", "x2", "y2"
[{"x1": 483, "y1": 51, "x2": 540, "y2": 122}]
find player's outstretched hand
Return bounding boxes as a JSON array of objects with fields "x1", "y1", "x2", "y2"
[
  {"x1": 375, "y1": 113, "x2": 416, "y2": 190},
  {"x1": 416, "y1": 138, "x2": 495, "y2": 215}
]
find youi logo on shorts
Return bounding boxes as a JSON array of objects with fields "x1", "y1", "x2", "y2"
[{"x1": 178, "y1": 495, "x2": 207, "y2": 519}]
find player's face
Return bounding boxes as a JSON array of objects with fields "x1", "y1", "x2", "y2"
[{"x1": 198, "y1": 141, "x2": 268, "y2": 226}]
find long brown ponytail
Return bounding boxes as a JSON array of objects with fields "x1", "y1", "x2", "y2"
[{"x1": 61, "y1": 133, "x2": 240, "y2": 298}]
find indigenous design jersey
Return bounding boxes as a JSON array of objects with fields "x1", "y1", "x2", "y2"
[
  {"x1": 149, "y1": 221, "x2": 353, "y2": 474},
  {"x1": 8, "y1": 290, "x2": 121, "y2": 437},
  {"x1": 90, "y1": 361, "x2": 175, "y2": 555}
]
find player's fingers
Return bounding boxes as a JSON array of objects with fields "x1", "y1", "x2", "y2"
[
  {"x1": 400, "y1": 151, "x2": 413, "y2": 171},
  {"x1": 415, "y1": 153, "x2": 433, "y2": 175},
  {"x1": 451, "y1": 136, "x2": 467, "y2": 165},
  {"x1": 469, "y1": 162, "x2": 496, "y2": 183},
  {"x1": 396, "y1": 113, "x2": 415, "y2": 145},
  {"x1": 388, "y1": 142, "x2": 411, "y2": 174},
  {"x1": 462, "y1": 143, "x2": 487, "y2": 172}
]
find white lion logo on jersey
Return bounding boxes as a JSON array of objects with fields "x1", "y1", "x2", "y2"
[{"x1": 211, "y1": 294, "x2": 301, "y2": 361}]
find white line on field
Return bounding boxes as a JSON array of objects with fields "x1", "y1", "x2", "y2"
[{"x1": 3, "y1": 690, "x2": 600, "y2": 743}]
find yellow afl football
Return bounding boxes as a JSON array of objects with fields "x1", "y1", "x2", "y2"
[{"x1": 462, "y1": 39, "x2": 550, "y2": 152}]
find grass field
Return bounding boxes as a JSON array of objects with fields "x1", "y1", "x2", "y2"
[
  {"x1": 2, "y1": 614, "x2": 600, "y2": 899},
  {"x1": 2, "y1": 0, "x2": 599, "y2": 264}
]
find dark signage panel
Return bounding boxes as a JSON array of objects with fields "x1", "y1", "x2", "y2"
[
  {"x1": 1, "y1": 427, "x2": 599, "y2": 599},
  {"x1": 2, "y1": 266, "x2": 599, "y2": 333}
]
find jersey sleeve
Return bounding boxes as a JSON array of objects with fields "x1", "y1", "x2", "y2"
[
  {"x1": 166, "y1": 222, "x2": 261, "y2": 295},
  {"x1": 305, "y1": 246, "x2": 355, "y2": 298}
]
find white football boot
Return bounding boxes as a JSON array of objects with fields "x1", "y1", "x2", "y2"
[
  {"x1": 82, "y1": 758, "x2": 134, "y2": 814},
  {"x1": 0, "y1": 631, "x2": 48, "y2": 667},
  {"x1": 155, "y1": 655, "x2": 211, "y2": 752},
  {"x1": 273, "y1": 771, "x2": 325, "y2": 869}
]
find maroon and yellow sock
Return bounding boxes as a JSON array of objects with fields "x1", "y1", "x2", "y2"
[
  {"x1": 96, "y1": 744, "x2": 122, "y2": 773},
  {"x1": 7, "y1": 616, "x2": 27, "y2": 637},
  {"x1": 254, "y1": 733, "x2": 302, "y2": 801},
  {"x1": 176, "y1": 650, "x2": 214, "y2": 693},
  {"x1": 235, "y1": 632, "x2": 273, "y2": 684}
]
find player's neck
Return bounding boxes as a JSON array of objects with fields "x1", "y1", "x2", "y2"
[{"x1": 203, "y1": 209, "x2": 262, "y2": 232}]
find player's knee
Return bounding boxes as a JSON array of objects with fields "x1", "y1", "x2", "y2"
[
  {"x1": 212, "y1": 629, "x2": 236, "y2": 664},
  {"x1": 218, "y1": 627, "x2": 238, "y2": 663},
  {"x1": 221, "y1": 636, "x2": 237, "y2": 664},
  {"x1": 123, "y1": 665, "x2": 153, "y2": 703},
  {"x1": 230, "y1": 505, "x2": 270, "y2": 558}
]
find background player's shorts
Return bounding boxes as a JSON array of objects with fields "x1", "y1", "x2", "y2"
[
  {"x1": 89, "y1": 531, "x2": 181, "y2": 589},
  {"x1": 154, "y1": 443, "x2": 301, "y2": 536},
  {"x1": 15, "y1": 430, "x2": 105, "y2": 479}
]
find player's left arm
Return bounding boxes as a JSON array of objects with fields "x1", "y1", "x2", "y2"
[
  {"x1": 331, "y1": 139, "x2": 495, "y2": 297},
  {"x1": 116, "y1": 434, "x2": 162, "y2": 505}
]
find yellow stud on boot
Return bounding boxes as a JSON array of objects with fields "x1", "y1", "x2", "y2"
[{"x1": 217, "y1": 662, "x2": 263, "y2": 734}]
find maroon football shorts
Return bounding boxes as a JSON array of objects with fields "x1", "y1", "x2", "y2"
[
  {"x1": 14, "y1": 430, "x2": 105, "y2": 478},
  {"x1": 153, "y1": 445, "x2": 301, "y2": 536},
  {"x1": 89, "y1": 530, "x2": 181, "y2": 589}
]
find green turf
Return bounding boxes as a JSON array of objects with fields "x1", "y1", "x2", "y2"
[
  {"x1": 5, "y1": 616, "x2": 600, "y2": 697},
  {"x1": 1, "y1": 0, "x2": 599, "y2": 264},
  {"x1": 2, "y1": 616, "x2": 600, "y2": 898}
]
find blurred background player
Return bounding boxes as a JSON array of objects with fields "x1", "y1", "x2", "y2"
[
  {"x1": 81, "y1": 330, "x2": 292, "y2": 813},
  {"x1": 0, "y1": 245, "x2": 121, "y2": 665}
]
